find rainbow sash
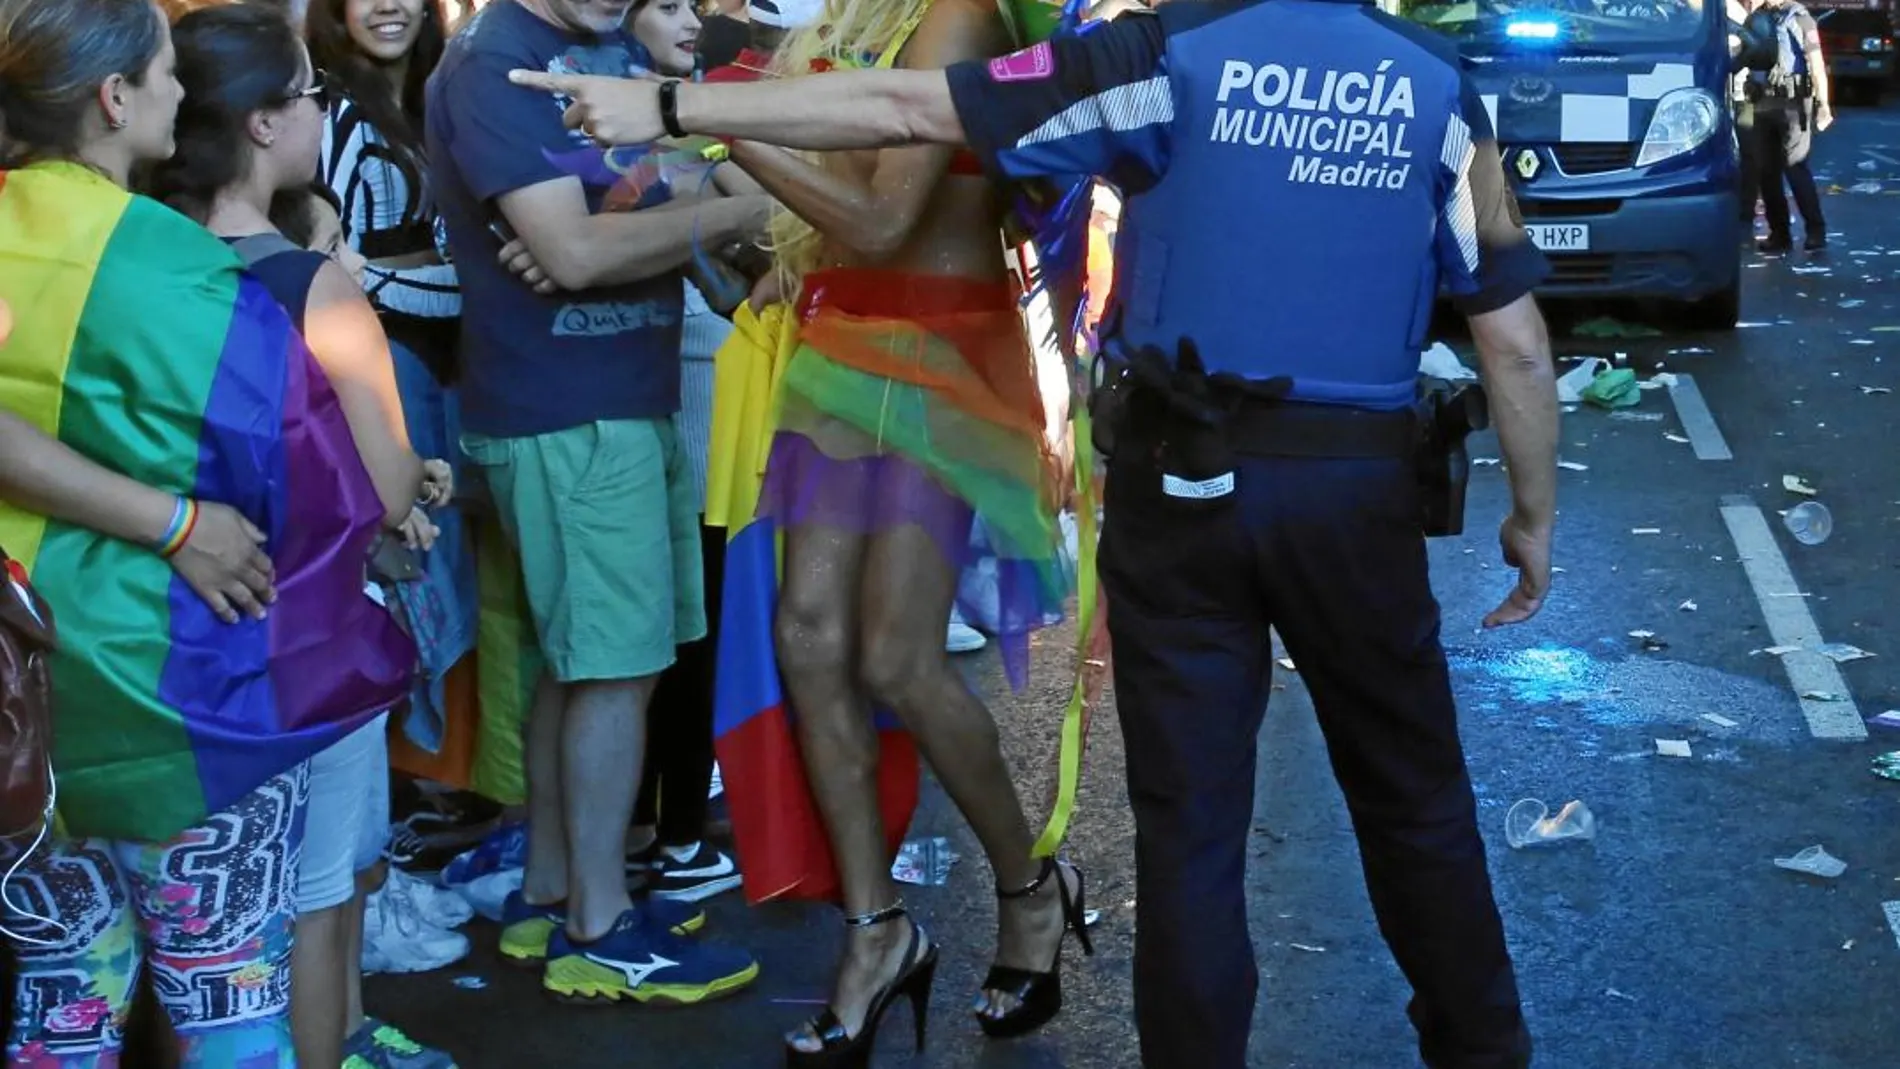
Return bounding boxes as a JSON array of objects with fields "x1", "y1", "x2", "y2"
[{"x1": 0, "y1": 163, "x2": 415, "y2": 842}]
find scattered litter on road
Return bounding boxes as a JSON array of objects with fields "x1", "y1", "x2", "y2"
[
  {"x1": 1783, "y1": 501, "x2": 1834, "y2": 545},
  {"x1": 1782, "y1": 474, "x2": 1820, "y2": 496},
  {"x1": 1557, "y1": 460, "x2": 1589, "y2": 472},
  {"x1": 1816, "y1": 643, "x2": 1875, "y2": 664},
  {"x1": 1083, "y1": 909, "x2": 1101, "y2": 927},
  {"x1": 1640, "y1": 372, "x2": 1680, "y2": 391},
  {"x1": 1473, "y1": 457, "x2": 1501, "y2": 467},
  {"x1": 1802, "y1": 691, "x2": 1849, "y2": 702},
  {"x1": 1605, "y1": 988, "x2": 1636, "y2": 1002},
  {"x1": 1631, "y1": 527, "x2": 1662, "y2": 535},
  {"x1": 1555, "y1": 357, "x2": 1609, "y2": 404},
  {"x1": 1574, "y1": 316, "x2": 1662, "y2": 338},
  {"x1": 1610, "y1": 410, "x2": 1665, "y2": 422},
  {"x1": 1664, "y1": 432, "x2": 1691, "y2": 444},
  {"x1": 1791, "y1": 265, "x2": 1833, "y2": 275},
  {"x1": 1872, "y1": 752, "x2": 1900, "y2": 783},
  {"x1": 1755, "y1": 645, "x2": 1803, "y2": 656},
  {"x1": 1679, "y1": 600, "x2": 1697, "y2": 612},
  {"x1": 452, "y1": 976, "x2": 487, "y2": 991},
  {"x1": 1701, "y1": 713, "x2": 1739, "y2": 729},
  {"x1": 1289, "y1": 943, "x2": 1326, "y2": 954},
  {"x1": 1862, "y1": 386, "x2": 1892, "y2": 395},
  {"x1": 1868, "y1": 710, "x2": 1900, "y2": 730},
  {"x1": 1668, "y1": 347, "x2": 1713, "y2": 355},
  {"x1": 1850, "y1": 180, "x2": 1884, "y2": 193},
  {"x1": 1883, "y1": 903, "x2": 1900, "y2": 949},
  {"x1": 1843, "y1": 939, "x2": 1856, "y2": 951},
  {"x1": 892, "y1": 837, "x2": 959, "y2": 886},
  {"x1": 1582, "y1": 369, "x2": 1641, "y2": 409},
  {"x1": 1504, "y1": 798, "x2": 1596, "y2": 849},
  {"x1": 1774, "y1": 845, "x2": 1848, "y2": 878},
  {"x1": 1276, "y1": 657, "x2": 1297, "y2": 672},
  {"x1": 1655, "y1": 739, "x2": 1693, "y2": 758},
  {"x1": 1840, "y1": 298, "x2": 1867, "y2": 308},
  {"x1": 1851, "y1": 339, "x2": 1876, "y2": 346}
]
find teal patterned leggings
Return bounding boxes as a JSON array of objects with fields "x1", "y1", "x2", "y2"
[{"x1": 3, "y1": 768, "x2": 307, "y2": 1068}]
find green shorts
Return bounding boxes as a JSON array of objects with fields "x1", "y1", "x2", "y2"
[{"x1": 463, "y1": 419, "x2": 706, "y2": 683}]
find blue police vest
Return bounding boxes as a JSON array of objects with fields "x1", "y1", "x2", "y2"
[{"x1": 1111, "y1": 0, "x2": 1465, "y2": 411}]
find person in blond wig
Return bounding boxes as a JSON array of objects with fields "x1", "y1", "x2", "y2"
[{"x1": 713, "y1": 0, "x2": 1092, "y2": 1063}]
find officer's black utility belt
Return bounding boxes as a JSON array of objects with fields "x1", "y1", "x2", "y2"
[
  {"x1": 1221, "y1": 398, "x2": 1414, "y2": 459},
  {"x1": 1090, "y1": 336, "x2": 1487, "y2": 536}
]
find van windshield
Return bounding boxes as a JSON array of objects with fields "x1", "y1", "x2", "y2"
[{"x1": 1397, "y1": 0, "x2": 1712, "y2": 48}]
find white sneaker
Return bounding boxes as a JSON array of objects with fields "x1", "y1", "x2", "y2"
[
  {"x1": 947, "y1": 612, "x2": 987, "y2": 654},
  {"x1": 361, "y1": 884, "x2": 470, "y2": 976},
  {"x1": 383, "y1": 867, "x2": 475, "y2": 930},
  {"x1": 708, "y1": 762, "x2": 724, "y2": 801},
  {"x1": 459, "y1": 866, "x2": 523, "y2": 924}
]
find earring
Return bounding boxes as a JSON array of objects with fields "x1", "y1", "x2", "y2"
[{"x1": 108, "y1": 116, "x2": 128, "y2": 130}]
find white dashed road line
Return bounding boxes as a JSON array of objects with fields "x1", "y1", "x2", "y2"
[
  {"x1": 1667, "y1": 374, "x2": 1733, "y2": 461},
  {"x1": 1718, "y1": 495, "x2": 1866, "y2": 740},
  {"x1": 1886, "y1": 902, "x2": 1900, "y2": 951}
]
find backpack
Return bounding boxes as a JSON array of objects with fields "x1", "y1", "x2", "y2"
[{"x1": 0, "y1": 547, "x2": 57, "y2": 842}]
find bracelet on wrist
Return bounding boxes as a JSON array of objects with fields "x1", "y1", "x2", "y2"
[
  {"x1": 659, "y1": 79, "x2": 688, "y2": 139},
  {"x1": 156, "y1": 498, "x2": 199, "y2": 559}
]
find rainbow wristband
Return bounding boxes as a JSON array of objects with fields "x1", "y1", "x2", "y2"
[{"x1": 156, "y1": 497, "x2": 199, "y2": 559}]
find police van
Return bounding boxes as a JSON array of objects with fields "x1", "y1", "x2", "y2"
[{"x1": 1391, "y1": 0, "x2": 1743, "y2": 328}]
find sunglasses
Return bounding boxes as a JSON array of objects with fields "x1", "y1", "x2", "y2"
[{"x1": 283, "y1": 71, "x2": 331, "y2": 110}]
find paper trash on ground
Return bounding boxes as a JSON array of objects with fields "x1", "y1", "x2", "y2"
[
  {"x1": 1701, "y1": 713, "x2": 1739, "y2": 729},
  {"x1": 1782, "y1": 475, "x2": 1820, "y2": 496},
  {"x1": 1655, "y1": 739, "x2": 1693, "y2": 758},
  {"x1": 1817, "y1": 643, "x2": 1875, "y2": 663},
  {"x1": 1420, "y1": 343, "x2": 1479, "y2": 382}
]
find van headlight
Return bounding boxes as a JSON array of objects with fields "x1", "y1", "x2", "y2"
[{"x1": 1636, "y1": 88, "x2": 1721, "y2": 167}]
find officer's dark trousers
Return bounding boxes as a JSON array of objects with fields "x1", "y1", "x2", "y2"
[
  {"x1": 1757, "y1": 100, "x2": 1825, "y2": 242},
  {"x1": 1735, "y1": 98, "x2": 1760, "y2": 222},
  {"x1": 1100, "y1": 451, "x2": 1530, "y2": 1069}
]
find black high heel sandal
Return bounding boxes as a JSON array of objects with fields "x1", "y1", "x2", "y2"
[
  {"x1": 785, "y1": 899, "x2": 939, "y2": 1069},
  {"x1": 975, "y1": 858, "x2": 1094, "y2": 1039}
]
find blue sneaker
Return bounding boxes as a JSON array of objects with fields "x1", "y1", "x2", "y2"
[
  {"x1": 542, "y1": 909, "x2": 759, "y2": 1005},
  {"x1": 501, "y1": 892, "x2": 706, "y2": 967}
]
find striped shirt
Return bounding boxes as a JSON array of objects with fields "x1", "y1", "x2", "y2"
[
  {"x1": 677, "y1": 280, "x2": 731, "y2": 514},
  {"x1": 320, "y1": 95, "x2": 461, "y2": 320}
]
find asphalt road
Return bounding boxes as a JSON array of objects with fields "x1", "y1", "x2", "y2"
[{"x1": 368, "y1": 106, "x2": 1900, "y2": 1069}]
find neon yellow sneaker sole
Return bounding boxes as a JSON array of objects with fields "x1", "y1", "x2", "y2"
[
  {"x1": 498, "y1": 916, "x2": 558, "y2": 967},
  {"x1": 542, "y1": 955, "x2": 760, "y2": 1006}
]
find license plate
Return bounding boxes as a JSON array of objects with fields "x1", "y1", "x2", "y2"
[{"x1": 1528, "y1": 223, "x2": 1591, "y2": 251}]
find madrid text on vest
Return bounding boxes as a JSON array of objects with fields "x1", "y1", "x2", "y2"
[{"x1": 1211, "y1": 59, "x2": 1417, "y2": 189}]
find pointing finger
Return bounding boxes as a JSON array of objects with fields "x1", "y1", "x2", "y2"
[{"x1": 509, "y1": 69, "x2": 578, "y2": 94}]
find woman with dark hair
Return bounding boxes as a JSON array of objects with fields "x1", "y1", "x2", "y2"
[
  {"x1": 145, "y1": 6, "x2": 455, "y2": 1069},
  {"x1": 0, "y1": 0, "x2": 416, "y2": 1064},
  {"x1": 305, "y1": 0, "x2": 480, "y2": 815}
]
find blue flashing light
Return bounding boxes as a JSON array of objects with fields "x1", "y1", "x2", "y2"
[{"x1": 1504, "y1": 19, "x2": 1562, "y2": 39}]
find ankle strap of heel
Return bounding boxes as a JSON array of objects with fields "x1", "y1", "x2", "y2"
[
  {"x1": 844, "y1": 899, "x2": 907, "y2": 928},
  {"x1": 996, "y1": 858, "x2": 1058, "y2": 900}
]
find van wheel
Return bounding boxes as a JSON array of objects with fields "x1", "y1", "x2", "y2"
[{"x1": 1680, "y1": 279, "x2": 1741, "y2": 331}]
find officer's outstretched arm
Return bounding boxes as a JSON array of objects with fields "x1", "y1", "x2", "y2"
[{"x1": 509, "y1": 67, "x2": 967, "y2": 153}]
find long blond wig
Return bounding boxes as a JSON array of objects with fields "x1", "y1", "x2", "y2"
[{"x1": 763, "y1": 0, "x2": 936, "y2": 291}]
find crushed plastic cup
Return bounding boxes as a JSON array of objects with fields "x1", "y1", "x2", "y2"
[
  {"x1": 1504, "y1": 799, "x2": 1597, "y2": 850},
  {"x1": 1772, "y1": 845, "x2": 1846, "y2": 878},
  {"x1": 1783, "y1": 501, "x2": 1834, "y2": 546}
]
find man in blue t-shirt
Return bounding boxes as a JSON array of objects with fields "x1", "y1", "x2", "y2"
[{"x1": 425, "y1": 0, "x2": 769, "y2": 1004}]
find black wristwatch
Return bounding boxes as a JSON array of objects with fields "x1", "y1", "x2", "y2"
[{"x1": 658, "y1": 79, "x2": 687, "y2": 138}]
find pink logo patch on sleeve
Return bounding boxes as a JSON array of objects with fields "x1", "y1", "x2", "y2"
[{"x1": 988, "y1": 41, "x2": 1055, "y2": 83}]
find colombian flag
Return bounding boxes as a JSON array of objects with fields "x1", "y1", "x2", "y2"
[
  {"x1": 0, "y1": 163, "x2": 415, "y2": 842},
  {"x1": 705, "y1": 300, "x2": 918, "y2": 905}
]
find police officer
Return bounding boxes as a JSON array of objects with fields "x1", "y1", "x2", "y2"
[
  {"x1": 1746, "y1": 0, "x2": 1832, "y2": 252},
  {"x1": 516, "y1": 3, "x2": 1559, "y2": 1065}
]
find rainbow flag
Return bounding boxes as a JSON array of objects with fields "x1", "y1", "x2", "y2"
[
  {"x1": 0, "y1": 163, "x2": 416, "y2": 843},
  {"x1": 707, "y1": 301, "x2": 918, "y2": 905}
]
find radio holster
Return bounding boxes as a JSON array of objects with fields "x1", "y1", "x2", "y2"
[{"x1": 1413, "y1": 376, "x2": 1489, "y2": 537}]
